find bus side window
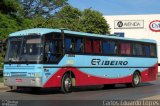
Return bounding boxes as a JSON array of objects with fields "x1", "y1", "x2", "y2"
[
  {"x1": 102, "y1": 41, "x2": 118, "y2": 55},
  {"x1": 139, "y1": 44, "x2": 143, "y2": 56},
  {"x1": 44, "y1": 41, "x2": 54, "y2": 62},
  {"x1": 93, "y1": 40, "x2": 100, "y2": 53},
  {"x1": 49, "y1": 41, "x2": 56, "y2": 61},
  {"x1": 109, "y1": 41, "x2": 118, "y2": 54},
  {"x1": 144, "y1": 45, "x2": 150, "y2": 57},
  {"x1": 120, "y1": 43, "x2": 131, "y2": 55},
  {"x1": 133, "y1": 43, "x2": 144, "y2": 56},
  {"x1": 65, "y1": 37, "x2": 84, "y2": 53},
  {"x1": 44, "y1": 33, "x2": 62, "y2": 62},
  {"x1": 49, "y1": 42, "x2": 55, "y2": 53},
  {"x1": 102, "y1": 41, "x2": 109, "y2": 54},
  {"x1": 85, "y1": 39, "x2": 92, "y2": 53},
  {"x1": 114, "y1": 42, "x2": 119, "y2": 54},
  {"x1": 75, "y1": 38, "x2": 83, "y2": 53},
  {"x1": 133, "y1": 44, "x2": 137, "y2": 56},
  {"x1": 70, "y1": 38, "x2": 75, "y2": 52},
  {"x1": 65, "y1": 38, "x2": 72, "y2": 53},
  {"x1": 150, "y1": 45, "x2": 156, "y2": 57},
  {"x1": 65, "y1": 37, "x2": 75, "y2": 53}
]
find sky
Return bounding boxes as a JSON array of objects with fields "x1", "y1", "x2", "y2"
[{"x1": 68, "y1": 0, "x2": 160, "y2": 15}]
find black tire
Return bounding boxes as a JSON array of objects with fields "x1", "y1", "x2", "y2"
[
  {"x1": 61, "y1": 74, "x2": 72, "y2": 93},
  {"x1": 127, "y1": 72, "x2": 141, "y2": 88},
  {"x1": 103, "y1": 84, "x2": 115, "y2": 89}
]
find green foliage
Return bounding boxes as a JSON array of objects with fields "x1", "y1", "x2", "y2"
[
  {"x1": 0, "y1": 0, "x2": 22, "y2": 16},
  {"x1": 54, "y1": 5, "x2": 83, "y2": 31},
  {"x1": 0, "y1": 76, "x2": 3, "y2": 82},
  {"x1": 19, "y1": 0, "x2": 68, "y2": 18},
  {"x1": 0, "y1": 2, "x2": 110, "y2": 39},
  {"x1": 81, "y1": 9, "x2": 110, "y2": 34},
  {"x1": 31, "y1": 5, "x2": 110, "y2": 34},
  {"x1": 0, "y1": 1, "x2": 110, "y2": 69},
  {"x1": 45, "y1": 5, "x2": 110, "y2": 34},
  {"x1": 0, "y1": 13, "x2": 20, "y2": 41},
  {"x1": 0, "y1": 53, "x2": 4, "y2": 69},
  {"x1": 56, "y1": 5, "x2": 82, "y2": 19}
]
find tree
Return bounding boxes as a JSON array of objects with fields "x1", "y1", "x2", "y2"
[
  {"x1": 29, "y1": 6, "x2": 83, "y2": 31},
  {"x1": 0, "y1": 0, "x2": 21, "y2": 16},
  {"x1": 18, "y1": 0, "x2": 68, "y2": 18},
  {"x1": 54, "y1": 5, "x2": 83, "y2": 31},
  {"x1": 0, "y1": 13, "x2": 21, "y2": 69},
  {"x1": 81, "y1": 9, "x2": 110, "y2": 34},
  {"x1": 0, "y1": 13, "x2": 20, "y2": 41},
  {"x1": 45, "y1": 5, "x2": 110, "y2": 34}
]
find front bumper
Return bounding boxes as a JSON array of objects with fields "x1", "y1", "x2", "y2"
[{"x1": 3, "y1": 77, "x2": 42, "y2": 87}]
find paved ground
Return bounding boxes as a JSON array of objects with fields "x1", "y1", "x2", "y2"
[
  {"x1": 0, "y1": 83, "x2": 9, "y2": 91},
  {"x1": 1, "y1": 81, "x2": 159, "y2": 100},
  {"x1": 0, "y1": 77, "x2": 160, "y2": 106}
]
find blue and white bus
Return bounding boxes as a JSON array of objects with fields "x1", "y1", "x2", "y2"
[{"x1": 3, "y1": 28, "x2": 158, "y2": 93}]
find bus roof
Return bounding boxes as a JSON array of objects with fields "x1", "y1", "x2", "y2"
[{"x1": 9, "y1": 28, "x2": 156, "y2": 43}]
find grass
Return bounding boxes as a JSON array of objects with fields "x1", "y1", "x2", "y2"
[{"x1": 0, "y1": 76, "x2": 3, "y2": 83}]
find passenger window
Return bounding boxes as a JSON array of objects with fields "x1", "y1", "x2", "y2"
[
  {"x1": 120, "y1": 43, "x2": 131, "y2": 55},
  {"x1": 65, "y1": 38, "x2": 75, "y2": 53},
  {"x1": 93, "y1": 39, "x2": 100, "y2": 53},
  {"x1": 102, "y1": 41, "x2": 109, "y2": 54},
  {"x1": 150, "y1": 45, "x2": 156, "y2": 57},
  {"x1": 65, "y1": 37, "x2": 84, "y2": 53},
  {"x1": 44, "y1": 33, "x2": 62, "y2": 62},
  {"x1": 85, "y1": 39, "x2": 92, "y2": 53},
  {"x1": 102, "y1": 41, "x2": 118, "y2": 55},
  {"x1": 49, "y1": 41, "x2": 61, "y2": 53},
  {"x1": 133, "y1": 43, "x2": 144, "y2": 56},
  {"x1": 144, "y1": 45, "x2": 150, "y2": 56},
  {"x1": 75, "y1": 38, "x2": 83, "y2": 53},
  {"x1": 65, "y1": 38, "x2": 71, "y2": 53},
  {"x1": 45, "y1": 40, "x2": 62, "y2": 62}
]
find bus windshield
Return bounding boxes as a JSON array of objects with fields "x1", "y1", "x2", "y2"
[{"x1": 5, "y1": 35, "x2": 43, "y2": 62}]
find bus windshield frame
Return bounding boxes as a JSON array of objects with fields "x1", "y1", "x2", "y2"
[{"x1": 5, "y1": 35, "x2": 43, "y2": 63}]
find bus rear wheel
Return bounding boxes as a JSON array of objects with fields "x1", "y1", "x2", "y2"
[
  {"x1": 127, "y1": 72, "x2": 141, "y2": 87},
  {"x1": 61, "y1": 74, "x2": 72, "y2": 93}
]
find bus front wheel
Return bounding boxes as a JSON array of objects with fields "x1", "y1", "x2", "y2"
[
  {"x1": 61, "y1": 74, "x2": 72, "y2": 93},
  {"x1": 127, "y1": 71, "x2": 141, "y2": 87}
]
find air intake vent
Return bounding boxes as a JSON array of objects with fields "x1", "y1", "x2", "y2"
[{"x1": 11, "y1": 72, "x2": 27, "y2": 77}]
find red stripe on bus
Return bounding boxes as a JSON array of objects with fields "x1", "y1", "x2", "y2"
[{"x1": 43, "y1": 63, "x2": 158, "y2": 88}]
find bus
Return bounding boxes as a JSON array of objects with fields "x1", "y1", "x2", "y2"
[{"x1": 3, "y1": 28, "x2": 158, "y2": 93}]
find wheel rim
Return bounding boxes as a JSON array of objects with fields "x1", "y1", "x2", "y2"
[
  {"x1": 64, "y1": 78, "x2": 72, "y2": 91},
  {"x1": 134, "y1": 74, "x2": 140, "y2": 85}
]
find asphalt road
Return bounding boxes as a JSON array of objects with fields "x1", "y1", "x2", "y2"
[{"x1": 0, "y1": 79, "x2": 160, "y2": 106}]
